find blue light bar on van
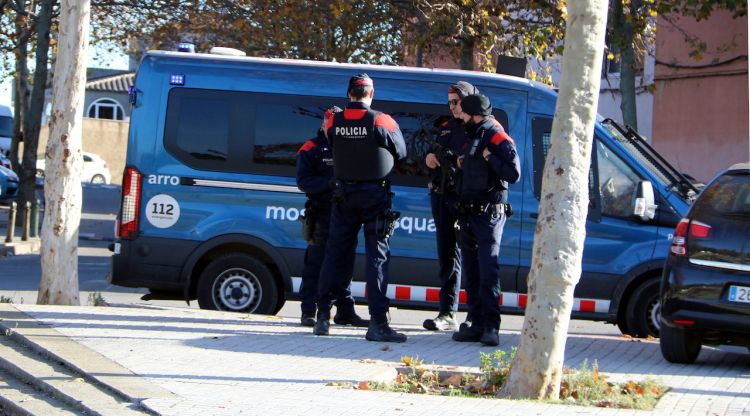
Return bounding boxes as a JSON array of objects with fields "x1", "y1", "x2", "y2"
[
  {"x1": 177, "y1": 42, "x2": 196, "y2": 53},
  {"x1": 170, "y1": 74, "x2": 185, "y2": 86}
]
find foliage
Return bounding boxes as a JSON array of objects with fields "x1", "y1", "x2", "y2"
[
  {"x1": 0, "y1": 295, "x2": 13, "y2": 303},
  {"x1": 366, "y1": 354, "x2": 666, "y2": 409},
  {"x1": 87, "y1": 291, "x2": 108, "y2": 307}
]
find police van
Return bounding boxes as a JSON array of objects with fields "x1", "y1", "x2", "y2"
[{"x1": 110, "y1": 48, "x2": 698, "y2": 338}]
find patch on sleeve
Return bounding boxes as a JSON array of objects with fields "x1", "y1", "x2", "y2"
[
  {"x1": 374, "y1": 113, "x2": 398, "y2": 133},
  {"x1": 297, "y1": 139, "x2": 316, "y2": 155},
  {"x1": 491, "y1": 131, "x2": 514, "y2": 146}
]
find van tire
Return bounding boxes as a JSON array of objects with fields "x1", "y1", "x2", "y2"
[
  {"x1": 625, "y1": 278, "x2": 661, "y2": 338},
  {"x1": 197, "y1": 253, "x2": 278, "y2": 314},
  {"x1": 660, "y1": 325, "x2": 701, "y2": 364}
]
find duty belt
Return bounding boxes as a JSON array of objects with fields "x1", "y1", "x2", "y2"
[{"x1": 457, "y1": 201, "x2": 513, "y2": 217}]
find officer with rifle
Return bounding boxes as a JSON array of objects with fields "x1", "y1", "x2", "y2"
[{"x1": 422, "y1": 81, "x2": 479, "y2": 332}]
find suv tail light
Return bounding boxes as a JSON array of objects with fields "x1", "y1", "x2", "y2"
[
  {"x1": 119, "y1": 167, "x2": 142, "y2": 239},
  {"x1": 670, "y1": 218, "x2": 712, "y2": 256}
]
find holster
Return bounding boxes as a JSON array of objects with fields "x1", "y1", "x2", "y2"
[
  {"x1": 376, "y1": 210, "x2": 401, "y2": 238},
  {"x1": 300, "y1": 201, "x2": 316, "y2": 243}
]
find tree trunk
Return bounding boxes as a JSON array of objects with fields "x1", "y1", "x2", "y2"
[
  {"x1": 612, "y1": 0, "x2": 639, "y2": 130},
  {"x1": 459, "y1": 37, "x2": 474, "y2": 70},
  {"x1": 499, "y1": 0, "x2": 608, "y2": 400},
  {"x1": 18, "y1": 0, "x2": 54, "y2": 225},
  {"x1": 10, "y1": 14, "x2": 30, "y2": 175},
  {"x1": 38, "y1": 0, "x2": 91, "y2": 306}
]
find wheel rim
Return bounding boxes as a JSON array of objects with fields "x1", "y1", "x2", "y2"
[
  {"x1": 92, "y1": 175, "x2": 104, "y2": 184},
  {"x1": 212, "y1": 267, "x2": 262, "y2": 312},
  {"x1": 648, "y1": 298, "x2": 661, "y2": 335}
]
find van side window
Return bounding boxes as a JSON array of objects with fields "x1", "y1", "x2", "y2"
[
  {"x1": 164, "y1": 88, "x2": 245, "y2": 171},
  {"x1": 596, "y1": 140, "x2": 642, "y2": 218},
  {"x1": 254, "y1": 103, "x2": 328, "y2": 167}
]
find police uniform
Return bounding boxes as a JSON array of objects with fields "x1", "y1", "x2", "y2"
[
  {"x1": 424, "y1": 117, "x2": 465, "y2": 329},
  {"x1": 295, "y1": 128, "x2": 367, "y2": 327},
  {"x1": 314, "y1": 73, "x2": 408, "y2": 343},
  {"x1": 452, "y1": 94, "x2": 521, "y2": 346}
]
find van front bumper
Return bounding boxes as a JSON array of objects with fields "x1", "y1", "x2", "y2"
[{"x1": 110, "y1": 236, "x2": 199, "y2": 291}]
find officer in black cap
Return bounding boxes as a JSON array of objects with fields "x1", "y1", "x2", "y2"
[
  {"x1": 314, "y1": 73, "x2": 408, "y2": 343},
  {"x1": 296, "y1": 106, "x2": 368, "y2": 328},
  {"x1": 451, "y1": 93, "x2": 520, "y2": 347},
  {"x1": 422, "y1": 81, "x2": 479, "y2": 332}
]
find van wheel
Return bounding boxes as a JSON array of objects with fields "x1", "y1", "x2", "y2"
[
  {"x1": 625, "y1": 278, "x2": 661, "y2": 338},
  {"x1": 91, "y1": 174, "x2": 106, "y2": 184},
  {"x1": 660, "y1": 325, "x2": 701, "y2": 364},
  {"x1": 197, "y1": 253, "x2": 278, "y2": 314}
]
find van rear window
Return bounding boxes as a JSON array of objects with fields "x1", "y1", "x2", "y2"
[{"x1": 0, "y1": 116, "x2": 12, "y2": 137}]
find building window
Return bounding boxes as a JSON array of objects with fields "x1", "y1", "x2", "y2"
[{"x1": 87, "y1": 98, "x2": 124, "y2": 120}]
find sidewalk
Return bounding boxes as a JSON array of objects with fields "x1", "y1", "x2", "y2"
[{"x1": 0, "y1": 303, "x2": 748, "y2": 416}]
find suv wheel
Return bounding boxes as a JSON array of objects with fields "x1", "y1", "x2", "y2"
[
  {"x1": 197, "y1": 253, "x2": 278, "y2": 314},
  {"x1": 91, "y1": 174, "x2": 106, "y2": 184},
  {"x1": 660, "y1": 325, "x2": 701, "y2": 364},
  {"x1": 625, "y1": 278, "x2": 661, "y2": 338}
]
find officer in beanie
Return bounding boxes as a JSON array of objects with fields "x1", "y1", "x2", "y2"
[
  {"x1": 296, "y1": 106, "x2": 368, "y2": 328},
  {"x1": 422, "y1": 81, "x2": 479, "y2": 332},
  {"x1": 314, "y1": 73, "x2": 408, "y2": 342},
  {"x1": 451, "y1": 93, "x2": 520, "y2": 346}
]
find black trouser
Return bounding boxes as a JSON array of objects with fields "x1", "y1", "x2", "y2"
[
  {"x1": 458, "y1": 204, "x2": 506, "y2": 331},
  {"x1": 299, "y1": 203, "x2": 356, "y2": 315},
  {"x1": 317, "y1": 182, "x2": 393, "y2": 317},
  {"x1": 430, "y1": 192, "x2": 461, "y2": 315}
]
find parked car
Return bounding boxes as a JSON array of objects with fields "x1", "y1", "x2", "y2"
[
  {"x1": 0, "y1": 153, "x2": 12, "y2": 170},
  {"x1": 0, "y1": 164, "x2": 19, "y2": 202},
  {"x1": 36, "y1": 152, "x2": 111, "y2": 184},
  {"x1": 660, "y1": 162, "x2": 750, "y2": 363}
]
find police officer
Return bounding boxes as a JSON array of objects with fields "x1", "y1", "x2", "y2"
[
  {"x1": 296, "y1": 106, "x2": 368, "y2": 328},
  {"x1": 314, "y1": 73, "x2": 408, "y2": 343},
  {"x1": 451, "y1": 94, "x2": 520, "y2": 347},
  {"x1": 422, "y1": 81, "x2": 478, "y2": 332}
]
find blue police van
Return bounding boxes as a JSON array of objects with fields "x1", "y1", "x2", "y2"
[{"x1": 110, "y1": 48, "x2": 699, "y2": 338}]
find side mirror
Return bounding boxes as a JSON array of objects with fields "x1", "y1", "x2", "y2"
[{"x1": 633, "y1": 180, "x2": 657, "y2": 221}]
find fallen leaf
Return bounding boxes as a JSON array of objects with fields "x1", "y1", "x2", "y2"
[{"x1": 442, "y1": 374, "x2": 463, "y2": 388}]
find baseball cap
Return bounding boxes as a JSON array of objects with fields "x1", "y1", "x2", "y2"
[{"x1": 348, "y1": 73, "x2": 373, "y2": 92}]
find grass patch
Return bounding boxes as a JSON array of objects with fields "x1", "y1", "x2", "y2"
[
  {"x1": 363, "y1": 354, "x2": 666, "y2": 409},
  {"x1": 87, "y1": 292, "x2": 108, "y2": 307}
]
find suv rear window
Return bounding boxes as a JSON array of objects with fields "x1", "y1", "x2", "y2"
[{"x1": 689, "y1": 171, "x2": 750, "y2": 262}]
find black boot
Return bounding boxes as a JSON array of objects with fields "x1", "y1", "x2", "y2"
[
  {"x1": 365, "y1": 314, "x2": 407, "y2": 343},
  {"x1": 333, "y1": 308, "x2": 370, "y2": 327},
  {"x1": 480, "y1": 328, "x2": 500, "y2": 346},
  {"x1": 313, "y1": 310, "x2": 330, "y2": 336},
  {"x1": 451, "y1": 323, "x2": 482, "y2": 342},
  {"x1": 300, "y1": 311, "x2": 316, "y2": 327}
]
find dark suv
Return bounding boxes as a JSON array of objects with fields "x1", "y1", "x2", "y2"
[{"x1": 660, "y1": 162, "x2": 750, "y2": 363}]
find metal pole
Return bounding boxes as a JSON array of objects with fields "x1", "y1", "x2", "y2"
[
  {"x1": 30, "y1": 199, "x2": 41, "y2": 238},
  {"x1": 22, "y1": 201, "x2": 30, "y2": 241},
  {"x1": 5, "y1": 201, "x2": 16, "y2": 243}
]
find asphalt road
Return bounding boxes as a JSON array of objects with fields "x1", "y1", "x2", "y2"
[{"x1": 0, "y1": 185, "x2": 624, "y2": 337}]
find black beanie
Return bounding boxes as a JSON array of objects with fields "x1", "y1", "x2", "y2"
[
  {"x1": 449, "y1": 81, "x2": 479, "y2": 98},
  {"x1": 348, "y1": 73, "x2": 373, "y2": 92},
  {"x1": 461, "y1": 94, "x2": 492, "y2": 116}
]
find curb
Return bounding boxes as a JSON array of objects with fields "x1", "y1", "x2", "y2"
[{"x1": 0, "y1": 304, "x2": 175, "y2": 408}]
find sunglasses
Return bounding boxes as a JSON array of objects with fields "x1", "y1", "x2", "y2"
[{"x1": 448, "y1": 99, "x2": 460, "y2": 106}]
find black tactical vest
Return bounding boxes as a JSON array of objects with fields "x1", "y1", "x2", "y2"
[
  {"x1": 330, "y1": 109, "x2": 394, "y2": 181},
  {"x1": 460, "y1": 135, "x2": 508, "y2": 203}
]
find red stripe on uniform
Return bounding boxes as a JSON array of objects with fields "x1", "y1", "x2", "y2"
[
  {"x1": 498, "y1": 293, "x2": 503, "y2": 306},
  {"x1": 491, "y1": 131, "x2": 513, "y2": 146},
  {"x1": 426, "y1": 288, "x2": 440, "y2": 302},
  {"x1": 325, "y1": 116, "x2": 335, "y2": 130},
  {"x1": 296, "y1": 139, "x2": 316, "y2": 155},
  {"x1": 364, "y1": 284, "x2": 368, "y2": 298},
  {"x1": 580, "y1": 300, "x2": 596, "y2": 313},
  {"x1": 459, "y1": 290, "x2": 467, "y2": 304},
  {"x1": 395, "y1": 286, "x2": 410, "y2": 300},
  {"x1": 374, "y1": 113, "x2": 398, "y2": 133},
  {"x1": 519, "y1": 294, "x2": 528, "y2": 308},
  {"x1": 343, "y1": 109, "x2": 368, "y2": 120}
]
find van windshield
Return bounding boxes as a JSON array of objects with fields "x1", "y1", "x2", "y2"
[
  {"x1": 600, "y1": 119, "x2": 699, "y2": 201},
  {"x1": 0, "y1": 116, "x2": 12, "y2": 137}
]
